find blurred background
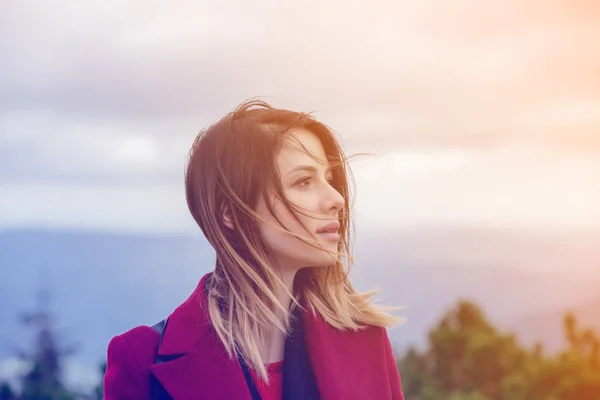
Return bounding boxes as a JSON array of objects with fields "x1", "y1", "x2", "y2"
[{"x1": 1, "y1": 1, "x2": 599, "y2": 399}]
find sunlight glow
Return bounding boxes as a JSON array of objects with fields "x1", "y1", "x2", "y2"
[{"x1": 112, "y1": 136, "x2": 159, "y2": 163}]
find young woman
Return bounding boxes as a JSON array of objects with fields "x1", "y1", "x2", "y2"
[{"x1": 103, "y1": 100, "x2": 405, "y2": 400}]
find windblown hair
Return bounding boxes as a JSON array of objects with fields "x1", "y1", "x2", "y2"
[{"x1": 185, "y1": 99, "x2": 402, "y2": 382}]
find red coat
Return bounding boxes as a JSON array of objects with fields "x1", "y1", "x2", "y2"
[{"x1": 103, "y1": 273, "x2": 405, "y2": 400}]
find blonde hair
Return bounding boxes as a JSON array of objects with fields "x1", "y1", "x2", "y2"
[{"x1": 185, "y1": 99, "x2": 403, "y2": 383}]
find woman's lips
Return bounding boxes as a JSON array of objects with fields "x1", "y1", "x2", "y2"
[{"x1": 317, "y1": 231, "x2": 340, "y2": 241}]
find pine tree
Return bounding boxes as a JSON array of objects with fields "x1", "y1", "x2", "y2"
[
  {"x1": 17, "y1": 287, "x2": 78, "y2": 400},
  {"x1": 0, "y1": 382, "x2": 16, "y2": 400}
]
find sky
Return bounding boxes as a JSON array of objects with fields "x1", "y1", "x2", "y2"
[{"x1": 1, "y1": 0, "x2": 600, "y2": 234}]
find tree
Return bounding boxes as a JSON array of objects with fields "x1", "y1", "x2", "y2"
[
  {"x1": 399, "y1": 300, "x2": 526, "y2": 399},
  {"x1": 0, "y1": 382, "x2": 16, "y2": 400},
  {"x1": 397, "y1": 300, "x2": 600, "y2": 400},
  {"x1": 16, "y1": 287, "x2": 78, "y2": 400}
]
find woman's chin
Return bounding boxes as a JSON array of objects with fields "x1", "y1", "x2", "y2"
[
  {"x1": 319, "y1": 249, "x2": 340, "y2": 266},
  {"x1": 301, "y1": 252, "x2": 339, "y2": 268}
]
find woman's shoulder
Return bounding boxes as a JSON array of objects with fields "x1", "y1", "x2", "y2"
[
  {"x1": 107, "y1": 323, "x2": 160, "y2": 366},
  {"x1": 103, "y1": 324, "x2": 160, "y2": 399}
]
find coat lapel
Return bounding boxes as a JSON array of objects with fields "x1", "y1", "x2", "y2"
[
  {"x1": 149, "y1": 273, "x2": 254, "y2": 400},
  {"x1": 149, "y1": 332, "x2": 253, "y2": 400},
  {"x1": 303, "y1": 310, "x2": 396, "y2": 400}
]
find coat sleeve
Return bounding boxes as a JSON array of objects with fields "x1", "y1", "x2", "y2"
[
  {"x1": 103, "y1": 335, "x2": 146, "y2": 400},
  {"x1": 383, "y1": 330, "x2": 405, "y2": 400}
]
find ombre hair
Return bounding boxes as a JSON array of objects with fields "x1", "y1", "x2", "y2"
[{"x1": 185, "y1": 99, "x2": 402, "y2": 382}]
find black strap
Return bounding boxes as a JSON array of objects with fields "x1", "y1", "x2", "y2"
[
  {"x1": 236, "y1": 348, "x2": 263, "y2": 400},
  {"x1": 151, "y1": 318, "x2": 171, "y2": 400}
]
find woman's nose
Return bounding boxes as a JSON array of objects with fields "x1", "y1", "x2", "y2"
[{"x1": 325, "y1": 184, "x2": 345, "y2": 212}]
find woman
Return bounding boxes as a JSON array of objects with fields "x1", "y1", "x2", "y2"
[{"x1": 103, "y1": 100, "x2": 405, "y2": 400}]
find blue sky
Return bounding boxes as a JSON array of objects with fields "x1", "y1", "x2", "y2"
[{"x1": 1, "y1": 0, "x2": 600, "y2": 235}]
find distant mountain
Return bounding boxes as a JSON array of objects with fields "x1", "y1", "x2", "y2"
[{"x1": 1, "y1": 226, "x2": 599, "y2": 388}]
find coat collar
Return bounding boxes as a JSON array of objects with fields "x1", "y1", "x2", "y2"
[
  {"x1": 153, "y1": 274, "x2": 212, "y2": 356},
  {"x1": 149, "y1": 273, "x2": 254, "y2": 400},
  {"x1": 149, "y1": 272, "x2": 399, "y2": 400}
]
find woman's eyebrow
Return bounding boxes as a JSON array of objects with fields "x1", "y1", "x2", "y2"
[{"x1": 286, "y1": 165, "x2": 332, "y2": 176}]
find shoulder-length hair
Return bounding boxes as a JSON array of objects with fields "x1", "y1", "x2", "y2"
[{"x1": 185, "y1": 99, "x2": 402, "y2": 382}]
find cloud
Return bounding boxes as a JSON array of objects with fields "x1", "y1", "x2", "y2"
[
  {"x1": 1, "y1": 0, "x2": 599, "y2": 232},
  {"x1": 0, "y1": 112, "x2": 198, "y2": 184},
  {"x1": 1, "y1": 0, "x2": 598, "y2": 148},
  {"x1": 0, "y1": 182, "x2": 195, "y2": 234},
  {"x1": 2, "y1": 146, "x2": 599, "y2": 234},
  {"x1": 352, "y1": 146, "x2": 600, "y2": 230}
]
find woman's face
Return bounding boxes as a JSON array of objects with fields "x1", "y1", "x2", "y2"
[{"x1": 255, "y1": 128, "x2": 345, "y2": 272}]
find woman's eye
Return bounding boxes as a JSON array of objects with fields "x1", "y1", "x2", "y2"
[
  {"x1": 295, "y1": 176, "x2": 333, "y2": 188},
  {"x1": 296, "y1": 177, "x2": 312, "y2": 187}
]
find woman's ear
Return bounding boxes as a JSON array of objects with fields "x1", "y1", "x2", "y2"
[{"x1": 222, "y1": 205, "x2": 234, "y2": 230}]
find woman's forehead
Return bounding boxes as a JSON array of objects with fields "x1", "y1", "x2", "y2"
[{"x1": 278, "y1": 129, "x2": 328, "y2": 168}]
